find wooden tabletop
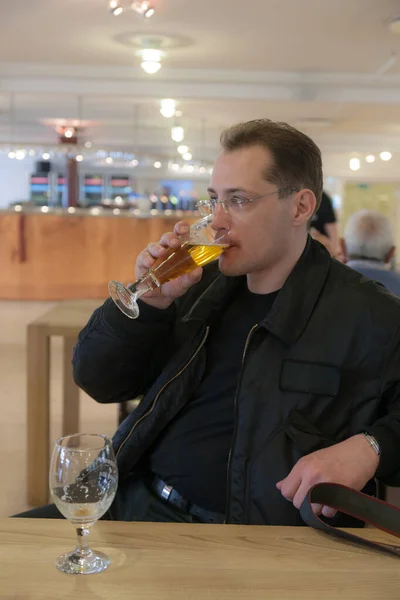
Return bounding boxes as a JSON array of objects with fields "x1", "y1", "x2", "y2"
[
  {"x1": 1, "y1": 519, "x2": 400, "y2": 599},
  {"x1": 29, "y1": 299, "x2": 103, "y2": 334}
]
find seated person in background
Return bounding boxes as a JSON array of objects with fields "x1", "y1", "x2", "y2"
[
  {"x1": 342, "y1": 209, "x2": 400, "y2": 296},
  {"x1": 18, "y1": 120, "x2": 400, "y2": 526},
  {"x1": 310, "y1": 190, "x2": 339, "y2": 256}
]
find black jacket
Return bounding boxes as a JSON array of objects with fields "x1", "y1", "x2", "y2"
[{"x1": 73, "y1": 237, "x2": 400, "y2": 525}]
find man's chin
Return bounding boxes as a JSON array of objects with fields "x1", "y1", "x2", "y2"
[{"x1": 218, "y1": 253, "x2": 246, "y2": 277}]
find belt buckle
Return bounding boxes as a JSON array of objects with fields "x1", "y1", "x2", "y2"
[{"x1": 161, "y1": 484, "x2": 173, "y2": 502}]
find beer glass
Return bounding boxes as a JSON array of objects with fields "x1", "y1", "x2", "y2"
[{"x1": 109, "y1": 215, "x2": 229, "y2": 319}]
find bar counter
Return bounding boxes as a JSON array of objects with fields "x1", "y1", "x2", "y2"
[{"x1": 0, "y1": 208, "x2": 198, "y2": 300}]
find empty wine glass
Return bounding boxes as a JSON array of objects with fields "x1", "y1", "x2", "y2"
[
  {"x1": 49, "y1": 433, "x2": 118, "y2": 575},
  {"x1": 108, "y1": 214, "x2": 230, "y2": 319}
]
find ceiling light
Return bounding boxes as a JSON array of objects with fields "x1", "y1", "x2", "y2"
[
  {"x1": 15, "y1": 150, "x2": 26, "y2": 160},
  {"x1": 183, "y1": 152, "x2": 192, "y2": 161},
  {"x1": 113, "y1": 208, "x2": 121, "y2": 215},
  {"x1": 365, "y1": 155, "x2": 375, "y2": 163},
  {"x1": 67, "y1": 207, "x2": 76, "y2": 214},
  {"x1": 131, "y1": 159, "x2": 139, "y2": 167},
  {"x1": 177, "y1": 145, "x2": 189, "y2": 155},
  {"x1": 105, "y1": 156, "x2": 113, "y2": 164},
  {"x1": 199, "y1": 166, "x2": 206, "y2": 174},
  {"x1": 171, "y1": 163, "x2": 180, "y2": 171},
  {"x1": 132, "y1": 1, "x2": 155, "y2": 17},
  {"x1": 160, "y1": 99, "x2": 176, "y2": 118},
  {"x1": 380, "y1": 151, "x2": 392, "y2": 161},
  {"x1": 186, "y1": 165, "x2": 195, "y2": 173},
  {"x1": 64, "y1": 127, "x2": 75, "y2": 139},
  {"x1": 41, "y1": 206, "x2": 49, "y2": 213},
  {"x1": 154, "y1": 161, "x2": 162, "y2": 169},
  {"x1": 175, "y1": 110, "x2": 183, "y2": 118},
  {"x1": 8, "y1": 150, "x2": 16, "y2": 159},
  {"x1": 76, "y1": 154, "x2": 83, "y2": 162},
  {"x1": 42, "y1": 152, "x2": 50, "y2": 160},
  {"x1": 171, "y1": 126, "x2": 184, "y2": 142},
  {"x1": 349, "y1": 158, "x2": 360, "y2": 171},
  {"x1": 14, "y1": 205, "x2": 22, "y2": 212},
  {"x1": 28, "y1": 149, "x2": 36, "y2": 156},
  {"x1": 90, "y1": 207, "x2": 101, "y2": 215},
  {"x1": 139, "y1": 49, "x2": 163, "y2": 74},
  {"x1": 84, "y1": 141, "x2": 92, "y2": 149},
  {"x1": 108, "y1": 0, "x2": 123, "y2": 15}
]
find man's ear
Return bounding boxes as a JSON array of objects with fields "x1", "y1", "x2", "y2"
[
  {"x1": 339, "y1": 238, "x2": 348, "y2": 263},
  {"x1": 385, "y1": 246, "x2": 396, "y2": 264},
  {"x1": 293, "y1": 190, "x2": 316, "y2": 227}
]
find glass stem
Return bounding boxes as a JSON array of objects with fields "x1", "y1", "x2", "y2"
[
  {"x1": 129, "y1": 271, "x2": 160, "y2": 301},
  {"x1": 76, "y1": 526, "x2": 91, "y2": 557}
]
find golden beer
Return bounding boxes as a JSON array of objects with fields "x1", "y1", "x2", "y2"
[{"x1": 151, "y1": 242, "x2": 228, "y2": 285}]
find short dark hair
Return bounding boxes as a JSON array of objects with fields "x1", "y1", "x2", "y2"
[{"x1": 220, "y1": 119, "x2": 323, "y2": 212}]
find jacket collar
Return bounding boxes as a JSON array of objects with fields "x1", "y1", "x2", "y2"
[{"x1": 182, "y1": 236, "x2": 332, "y2": 345}]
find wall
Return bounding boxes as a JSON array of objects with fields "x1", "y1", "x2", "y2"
[{"x1": 0, "y1": 155, "x2": 35, "y2": 208}]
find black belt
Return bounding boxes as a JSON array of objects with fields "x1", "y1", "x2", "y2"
[
  {"x1": 151, "y1": 476, "x2": 225, "y2": 524},
  {"x1": 301, "y1": 482, "x2": 400, "y2": 557}
]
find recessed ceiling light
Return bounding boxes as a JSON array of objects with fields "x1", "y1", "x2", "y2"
[
  {"x1": 154, "y1": 161, "x2": 162, "y2": 169},
  {"x1": 183, "y1": 152, "x2": 192, "y2": 161},
  {"x1": 177, "y1": 145, "x2": 189, "y2": 155},
  {"x1": 349, "y1": 158, "x2": 360, "y2": 171},
  {"x1": 171, "y1": 126, "x2": 184, "y2": 143},
  {"x1": 365, "y1": 155, "x2": 375, "y2": 163},
  {"x1": 160, "y1": 99, "x2": 176, "y2": 118},
  {"x1": 380, "y1": 151, "x2": 392, "y2": 161}
]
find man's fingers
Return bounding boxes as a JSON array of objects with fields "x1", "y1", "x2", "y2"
[
  {"x1": 277, "y1": 468, "x2": 302, "y2": 502},
  {"x1": 159, "y1": 231, "x2": 182, "y2": 248},
  {"x1": 174, "y1": 221, "x2": 190, "y2": 236},
  {"x1": 311, "y1": 503, "x2": 323, "y2": 515},
  {"x1": 321, "y1": 506, "x2": 337, "y2": 519}
]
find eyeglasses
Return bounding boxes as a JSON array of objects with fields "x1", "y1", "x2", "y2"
[{"x1": 196, "y1": 187, "x2": 299, "y2": 216}]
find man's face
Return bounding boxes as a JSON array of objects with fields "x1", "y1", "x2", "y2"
[{"x1": 209, "y1": 145, "x2": 304, "y2": 277}]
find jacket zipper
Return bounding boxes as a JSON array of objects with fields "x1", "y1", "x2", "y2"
[
  {"x1": 224, "y1": 324, "x2": 259, "y2": 523},
  {"x1": 116, "y1": 326, "x2": 210, "y2": 459}
]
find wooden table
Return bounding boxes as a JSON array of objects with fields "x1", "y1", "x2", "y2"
[
  {"x1": 1, "y1": 520, "x2": 400, "y2": 599},
  {"x1": 27, "y1": 299, "x2": 103, "y2": 507}
]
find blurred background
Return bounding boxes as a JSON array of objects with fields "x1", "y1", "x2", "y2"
[{"x1": 2, "y1": 0, "x2": 400, "y2": 515}]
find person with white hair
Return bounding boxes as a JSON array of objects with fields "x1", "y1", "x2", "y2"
[{"x1": 342, "y1": 209, "x2": 400, "y2": 296}]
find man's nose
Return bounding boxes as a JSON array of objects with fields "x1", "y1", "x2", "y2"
[{"x1": 210, "y1": 201, "x2": 230, "y2": 232}]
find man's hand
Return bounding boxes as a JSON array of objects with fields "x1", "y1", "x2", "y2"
[
  {"x1": 135, "y1": 221, "x2": 203, "y2": 311},
  {"x1": 276, "y1": 434, "x2": 379, "y2": 518}
]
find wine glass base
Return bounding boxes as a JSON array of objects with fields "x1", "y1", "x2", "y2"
[
  {"x1": 108, "y1": 280, "x2": 140, "y2": 319},
  {"x1": 56, "y1": 548, "x2": 110, "y2": 575}
]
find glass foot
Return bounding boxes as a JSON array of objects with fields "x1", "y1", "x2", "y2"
[
  {"x1": 56, "y1": 548, "x2": 110, "y2": 575},
  {"x1": 108, "y1": 280, "x2": 139, "y2": 319}
]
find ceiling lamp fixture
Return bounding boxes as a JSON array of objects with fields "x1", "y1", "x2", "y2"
[
  {"x1": 171, "y1": 126, "x2": 184, "y2": 142},
  {"x1": 183, "y1": 152, "x2": 192, "y2": 161},
  {"x1": 132, "y1": 1, "x2": 155, "y2": 18},
  {"x1": 108, "y1": 0, "x2": 124, "y2": 15},
  {"x1": 139, "y1": 49, "x2": 163, "y2": 74},
  {"x1": 380, "y1": 151, "x2": 392, "y2": 161},
  {"x1": 64, "y1": 127, "x2": 75, "y2": 139},
  {"x1": 365, "y1": 155, "x2": 375, "y2": 163},
  {"x1": 160, "y1": 99, "x2": 176, "y2": 118},
  {"x1": 349, "y1": 157, "x2": 360, "y2": 171},
  {"x1": 177, "y1": 145, "x2": 189, "y2": 155}
]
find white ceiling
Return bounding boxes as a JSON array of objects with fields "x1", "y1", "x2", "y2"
[{"x1": 2, "y1": 0, "x2": 400, "y2": 178}]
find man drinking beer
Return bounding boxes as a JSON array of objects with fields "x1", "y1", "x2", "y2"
[{"x1": 22, "y1": 120, "x2": 400, "y2": 525}]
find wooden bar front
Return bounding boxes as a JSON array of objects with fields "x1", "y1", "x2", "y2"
[{"x1": 0, "y1": 212, "x2": 197, "y2": 300}]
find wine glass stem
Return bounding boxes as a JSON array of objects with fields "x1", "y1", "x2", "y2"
[
  {"x1": 75, "y1": 526, "x2": 91, "y2": 558},
  {"x1": 129, "y1": 271, "x2": 160, "y2": 301}
]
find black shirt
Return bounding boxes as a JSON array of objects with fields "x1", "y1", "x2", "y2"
[
  {"x1": 149, "y1": 283, "x2": 279, "y2": 513},
  {"x1": 311, "y1": 191, "x2": 337, "y2": 236}
]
